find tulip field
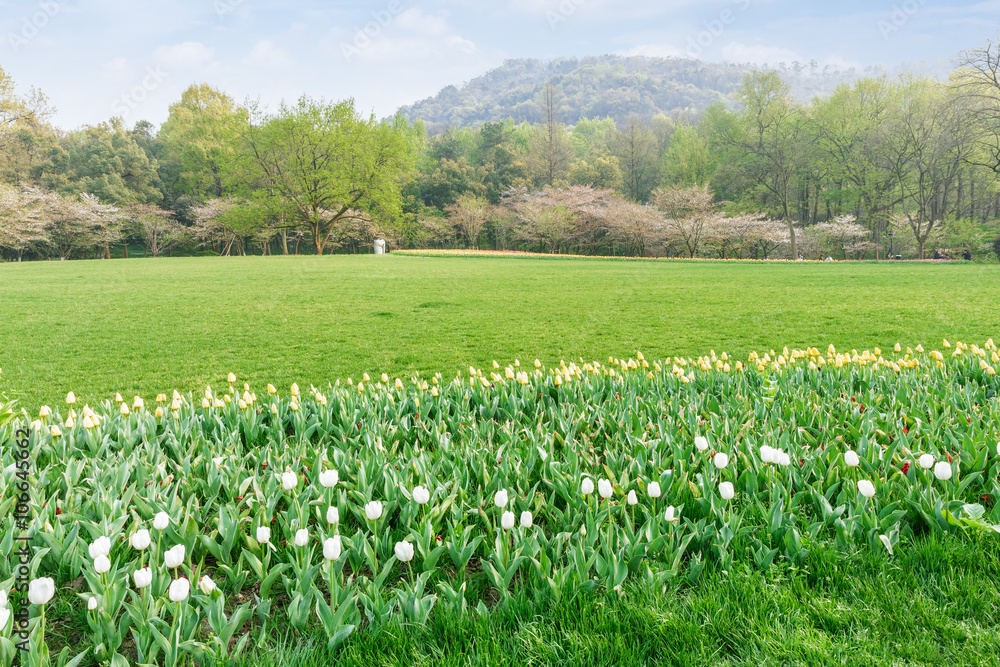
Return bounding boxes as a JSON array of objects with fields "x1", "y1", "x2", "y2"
[
  {"x1": 0, "y1": 341, "x2": 999, "y2": 665},
  {"x1": 2, "y1": 255, "x2": 1000, "y2": 665}
]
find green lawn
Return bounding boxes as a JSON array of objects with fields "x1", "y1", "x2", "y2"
[{"x1": 1, "y1": 254, "x2": 999, "y2": 407}]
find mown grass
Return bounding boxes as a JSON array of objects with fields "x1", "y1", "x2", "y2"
[
  {"x1": 1, "y1": 254, "x2": 999, "y2": 407},
  {"x1": 225, "y1": 532, "x2": 1000, "y2": 667}
]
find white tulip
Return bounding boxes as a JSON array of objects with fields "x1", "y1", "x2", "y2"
[
  {"x1": 294, "y1": 529, "x2": 308, "y2": 547},
  {"x1": 164, "y1": 544, "x2": 185, "y2": 568},
  {"x1": 365, "y1": 500, "x2": 383, "y2": 521},
  {"x1": 133, "y1": 567, "x2": 152, "y2": 589},
  {"x1": 581, "y1": 478, "x2": 595, "y2": 495},
  {"x1": 324, "y1": 536, "x2": 342, "y2": 561},
  {"x1": 281, "y1": 471, "x2": 298, "y2": 491},
  {"x1": 844, "y1": 450, "x2": 860, "y2": 467},
  {"x1": 996, "y1": 442, "x2": 1000, "y2": 457},
  {"x1": 130, "y1": 529, "x2": 151, "y2": 550},
  {"x1": 520, "y1": 511, "x2": 533, "y2": 528},
  {"x1": 327, "y1": 506, "x2": 339, "y2": 524},
  {"x1": 319, "y1": 469, "x2": 339, "y2": 488},
  {"x1": 647, "y1": 481, "x2": 662, "y2": 498},
  {"x1": 0, "y1": 607, "x2": 8, "y2": 630},
  {"x1": 28, "y1": 578, "x2": 55, "y2": 605},
  {"x1": 494, "y1": 489, "x2": 509, "y2": 508},
  {"x1": 153, "y1": 512, "x2": 170, "y2": 530},
  {"x1": 760, "y1": 445, "x2": 776, "y2": 464},
  {"x1": 713, "y1": 452, "x2": 730, "y2": 469},
  {"x1": 94, "y1": 555, "x2": 111, "y2": 574},
  {"x1": 394, "y1": 540, "x2": 415, "y2": 562},
  {"x1": 0, "y1": 590, "x2": 7, "y2": 608},
  {"x1": 168, "y1": 577, "x2": 190, "y2": 602},
  {"x1": 777, "y1": 452, "x2": 791, "y2": 467},
  {"x1": 934, "y1": 461, "x2": 953, "y2": 481},
  {"x1": 627, "y1": 490, "x2": 638, "y2": 506},
  {"x1": 412, "y1": 485, "x2": 431, "y2": 505},
  {"x1": 857, "y1": 480, "x2": 876, "y2": 498},
  {"x1": 501, "y1": 511, "x2": 516, "y2": 530},
  {"x1": 88, "y1": 536, "x2": 111, "y2": 560},
  {"x1": 198, "y1": 575, "x2": 217, "y2": 595},
  {"x1": 695, "y1": 436, "x2": 709, "y2": 451},
  {"x1": 256, "y1": 526, "x2": 271, "y2": 544},
  {"x1": 918, "y1": 454, "x2": 935, "y2": 469},
  {"x1": 664, "y1": 506, "x2": 679, "y2": 522},
  {"x1": 719, "y1": 482, "x2": 735, "y2": 501},
  {"x1": 598, "y1": 478, "x2": 613, "y2": 499},
  {"x1": 88, "y1": 597, "x2": 98, "y2": 611}
]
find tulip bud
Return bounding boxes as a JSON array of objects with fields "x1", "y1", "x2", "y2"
[
  {"x1": 695, "y1": 436, "x2": 709, "y2": 451},
  {"x1": 918, "y1": 454, "x2": 934, "y2": 469},
  {"x1": 133, "y1": 396, "x2": 144, "y2": 410},
  {"x1": 324, "y1": 536, "x2": 342, "y2": 561},
  {"x1": 627, "y1": 490, "x2": 638, "y2": 506},
  {"x1": 713, "y1": 452, "x2": 730, "y2": 469},
  {"x1": 294, "y1": 529, "x2": 308, "y2": 547},
  {"x1": 88, "y1": 536, "x2": 111, "y2": 559},
  {"x1": 520, "y1": 511, "x2": 533, "y2": 528},
  {"x1": 130, "y1": 529, "x2": 151, "y2": 550},
  {"x1": 39, "y1": 405, "x2": 52, "y2": 417},
  {"x1": 94, "y1": 555, "x2": 111, "y2": 574},
  {"x1": 50, "y1": 425, "x2": 62, "y2": 438},
  {"x1": 365, "y1": 500, "x2": 383, "y2": 521},
  {"x1": 65, "y1": 392, "x2": 76, "y2": 405},
  {"x1": 718, "y1": 482, "x2": 735, "y2": 501},
  {"x1": 934, "y1": 461, "x2": 953, "y2": 481},
  {"x1": 153, "y1": 512, "x2": 170, "y2": 530},
  {"x1": 327, "y1": 506, "x2": 339, "y2": 524},
  {"x1": 133, "y1": 567, "x2": 152, "y2": 589},
  {"x1": 164, "y1": 545, "x2": 185, "y2": 568},
  {"x1": 647, "y1": 481, "x2": 661, "y2": 498},
  {"x1": 168, "y1": 577, "x2": 190, "y2": 602},
  {"x1": 857, "y1": 479, "x2": 876, "y2": 498},
  {"x1": 598, "y1": 478, "x2": 613, "y2": 499},
  {"x1": 664, "y1": 505, "x2": 679, "y2": 522},
  {"x1": 494, "y1": 488, "x2": 508, "y2": 508},
  {"x1": 120, "y1": 403, "x2": 130, "y2": 416},
  {"x1": 199, "y1": 575, "x2": 217, "y2": 595},
  {"x1": 412, "y1": 485, "x2": 430, "y2": 504},
  {"x1": 281, "y1": 471, "x2": 298, "y2": 491},
  {"x1": 843, "y1": 450, "x2": 860, "y2": 467},
  {"x1": 28, "y1": 578, "x2": 55, "y2": 605},
  {"x1": 394, "y1": 540, "x2": 415, "y2": 562},
  {"x1": 256, "y1": 526, "x2": 271, "y2": 544},
  {"x1": 319, "y1": 469, "x2": 339, "y2": 488},
  {"x1": 88, "y1": 597, "x2": 98, "y2": 611}
]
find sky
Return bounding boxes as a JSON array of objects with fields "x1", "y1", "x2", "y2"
[{"x1": 0, "y1": 0, "x2": 996, "y2": 131}]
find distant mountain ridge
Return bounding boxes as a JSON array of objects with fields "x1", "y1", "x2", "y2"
[{"x1": 397, "y1": 55, "x2": 859, "y2": 132}]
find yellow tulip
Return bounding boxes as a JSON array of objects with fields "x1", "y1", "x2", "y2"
[
  {"x1": 228, "y1": 373, "x2": 237, "y2": 383},
  {"x1": 65, "y1": 392, "x2": 76, "y2": 405}
]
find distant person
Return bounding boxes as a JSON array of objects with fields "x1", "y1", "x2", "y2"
[
  {"x1": 933, "y1": 249, "x2": 942, "y2": 260},
  {"x1": 963, "y1": 248, "x2": 972, "y2": 261}
]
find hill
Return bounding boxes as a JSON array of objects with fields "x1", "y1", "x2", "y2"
[{"x1": 397, "y1": 55, "x2": 858, "y2": 132}]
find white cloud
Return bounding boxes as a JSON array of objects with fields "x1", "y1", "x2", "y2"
[
  {"x1": 721, "y1": 42, "x2": 801, "y2": 65},
  {"x1": 243, "y1": 40, "x2": 293, "y2": 68},
  {"x1": 152, "y1": 42, "x2": 215, "y2": 68},
  {"x1": 102, "y1": 57, "x2": 128, "y2": 72}
]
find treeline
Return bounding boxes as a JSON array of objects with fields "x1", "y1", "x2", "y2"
[{"x1": 2, "y1": 37, "x2": 1000, "y2": 262}]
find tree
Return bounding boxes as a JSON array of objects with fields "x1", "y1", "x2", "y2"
[
  {"x1": 661, "y1": 124, "x2": 712, "y2": 186},
  {"x1": 612, "y1": 116, "x2": 659, "y2": 202},
  {"x1": 0, "y1": 185, "x2": 49, "y2": 259},
  {"x1": 653, "y1": 184, "x2": 717, "y2": 257},
  {"x1": 526, "y1": 82, "x2": 572, "y2": 187},
  {"x1": 447, "y1": 194, "x2": 489, "y2": 248},
  {"x1": 159, "y1": 84, "x2": 245, "y2": 201},
  {"x1": 125, "y1": 205, "x2": 187, "y2": 257},
  {"x1": 723, "y1": 71, "x2": 806, "y2": 258},
  {"x1": 955, "y1": 32, "x2": 1000, "y2": 175},
  {"x1": 234, "y1": 97, "x2": 415, "y2": 254}
]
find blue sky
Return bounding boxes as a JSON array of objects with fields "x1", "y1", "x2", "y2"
[{"x1": 1, "y1": 0, "x2": 996, "y2": 130}]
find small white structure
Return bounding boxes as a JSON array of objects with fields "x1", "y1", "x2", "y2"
[{"x1": 374, "y1": 239, "x2": 386, "y2": 255}]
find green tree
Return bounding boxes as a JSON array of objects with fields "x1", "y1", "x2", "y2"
[{"x1": 233, "y1": 97, "x2": 415, "y2": 255}]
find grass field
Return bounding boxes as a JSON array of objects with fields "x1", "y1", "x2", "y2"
[
  {"x1": 2, "y1": 254, "x2": 1000, "y2": 667},
  {"x1": 1, "y1": 254, "x2": 999, "y2": 406}
]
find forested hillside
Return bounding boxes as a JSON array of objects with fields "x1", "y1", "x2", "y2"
[{"x1": 398, "y1": 55, "x2": 859, "y2": 132}]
